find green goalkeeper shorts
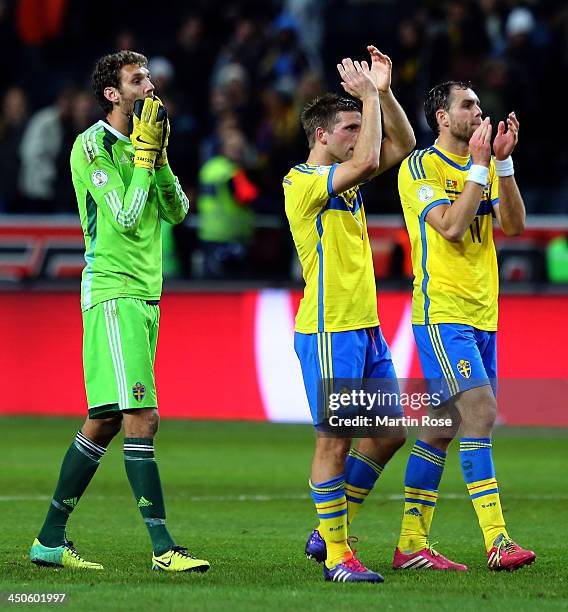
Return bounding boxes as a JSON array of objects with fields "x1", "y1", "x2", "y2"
[{"x1": 82, "y1": 298, "x2": 160, "y2": 418}]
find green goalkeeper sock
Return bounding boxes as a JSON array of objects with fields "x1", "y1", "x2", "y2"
[
  {"x1": 124, "y1": 438, "x2": 175, "y2": 556},
  {"x1": 38, "y1": 431, "x2": 106, "y2": 547}
]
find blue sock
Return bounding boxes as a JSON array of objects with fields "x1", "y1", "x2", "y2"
[
  {"x1": 344, "y1": 448, "x2": 384, "y2": 525},
  {"x1": 460, "y1": 438, "x2": 508, "y2": 550},
  {"x1": 398, "y1": 440, "x2": 446, "y2": 552}
]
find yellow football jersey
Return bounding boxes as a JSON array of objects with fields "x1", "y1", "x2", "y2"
[
  {"x1": 284, "y1": 162, "x2": 379, "y2": 333},
  {"x1": 398, "y1": 144, "x2": 500, "y2": 330}
]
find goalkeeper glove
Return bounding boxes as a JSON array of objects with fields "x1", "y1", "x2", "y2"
[
  {"x1": 129, "y1": 97, "x2": 166, "y2": 170},
  {"x1": 154, "y1": 96, "x2": 170, "y2": 168}
]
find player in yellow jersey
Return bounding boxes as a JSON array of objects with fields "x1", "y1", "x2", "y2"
[
  {"x1": 284, "y1": 46, "x2": 415, "y2": 583},
  {"x1": 394, "y1": 81, "x2": 536, "y2": 572}
]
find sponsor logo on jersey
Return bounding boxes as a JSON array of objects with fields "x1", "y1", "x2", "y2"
[
  {"x1": 91, "y1": 169, "x2": 108, "y2": 188},
  {"x1": 417, "y1": 185, "x2": 434, "y2": 202},
  {"x1": 132, "y1": 381, "x2": 146, "y2": 401},
  {"x1": 119, "y1": 153, "x2": 132, "y2": 165},
  {"x1": 457, "y1": 359, "x2": 471, "y2": 378}
]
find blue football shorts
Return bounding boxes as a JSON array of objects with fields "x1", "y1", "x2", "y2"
[
  {"x1": 413, "y1": 323, "x2": 497, "y2": 404},
  {"x1": 294, "y1": 326, "x2": 402, "y2": 427}
]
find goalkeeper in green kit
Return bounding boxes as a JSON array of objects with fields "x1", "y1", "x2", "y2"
[{"x1": 30, "y1": 51, "x2": 210, "y2": 573}]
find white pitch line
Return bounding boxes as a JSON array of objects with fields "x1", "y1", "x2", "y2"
[{"x1": 1, "y1": 493, "x2": 567, "y2": 503}]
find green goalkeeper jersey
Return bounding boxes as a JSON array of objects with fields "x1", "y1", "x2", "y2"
[{"x1": 71, "y1": 120, "x2": 189, "y2": 311}]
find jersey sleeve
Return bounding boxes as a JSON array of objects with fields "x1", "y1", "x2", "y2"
[
  {"x1": 155, "y1": 164, "x2": 190, "y2": 225},
  {"x1": 283, "y1": 164, "x2": 334, "y2": 218},
  {"x1": 399, "y1": 151, "x2": 450, "y2": 217},
  {"x1": 70, "y1": 133, "x2": 152, "y2": 235},
  {"x1": 488, "y1": 159, "x2": 499, "y2": 206}
]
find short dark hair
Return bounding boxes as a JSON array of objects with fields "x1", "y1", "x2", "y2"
[
  {"x1": 300, "y1": 93, "x2": 362, "y2": 149},
  {"x1": 424, "y1": 81, "x2": 472, "y2": 134},
  {"x1": 91, "y1": 50, "x2": 148, "y2": 114}
]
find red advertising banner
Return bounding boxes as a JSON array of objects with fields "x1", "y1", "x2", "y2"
[{"x1": 1, "y1": 291, "x2": 566, "y2": 425}]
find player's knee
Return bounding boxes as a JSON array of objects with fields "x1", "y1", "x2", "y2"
[
  {"x1": 315, "y1": 436, "x2": 351, "y2": 463},
  {"x1": 460, "y1": 400, "x2": 496, "y2": 436},
  {"x1": 478, "y1": 401, "x2": 497, "y2": 431},
  {"x1": 361, "y1": 433, "x2": 406, "y2": 463},
  {"x1": 123, "y1": 408, "x2": 160, "y2": 438},
  {"x1": 103, "y1": 416, "x2": 123, "y2": 438},
  {"x1": 83, "y1": 415, "x2": 122, "y2": 446}
]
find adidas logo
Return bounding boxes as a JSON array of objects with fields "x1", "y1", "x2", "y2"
[
  {"x1": 138, "y1": 496, "x2": 153, "y2": 507},
  {"x1": 405, "y1": 507, "x2": 422, "y2": 517},
  {"x1": 63, "y1": 497, "x2": 78, "y2": 508}
]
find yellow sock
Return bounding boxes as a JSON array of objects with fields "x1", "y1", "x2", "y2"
[
  {"x1": 309, "y1": 477, "x2": 350, "y2": 568},
  {"x1": 344, "y1": 448, "x2": 383, "y2": 526},
  {"x1": 397, "y1": 441, "x2": 446, "y2": 553},
  {"x1": 467, "y1": 480, "x2": 509, "y2": 550},
  {"x1": 397, "y1": 487, "x2": 438, "y2": 553},
  {"x1": 460, "y1": 439, "x2": 509, "y2": 551},
  {"x1": 345, "y1": 484, "x2": 369, "y2": 526}
]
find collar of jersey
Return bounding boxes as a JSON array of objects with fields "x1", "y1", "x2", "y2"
[
  {"x1": 96, "y1": 120, "x2": 130, "y2": 143},
  {"x1": 430, "y1": 144, "x2": 472, "y2": 170}
]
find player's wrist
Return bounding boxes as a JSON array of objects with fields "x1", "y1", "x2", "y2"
[
  {"x1": 155, "y1": 150, "x2": 168, "y2": 169},
  {"x1": 494, "y1": 155, "x2": 514, "y2": 177},
  {"x1": 134, "y1": 150, "x2": 157, "y2": 171},
  {"x1": 360, "y1": 92, "x2": 380, "y2": 103},
  {"x1": 467, "y1": 164, "x2": 489, "y2": 187}
]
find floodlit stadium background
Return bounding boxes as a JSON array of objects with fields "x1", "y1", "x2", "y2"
[{"x1": 1, "y1": 0, "x2": 567, "y2": 423}]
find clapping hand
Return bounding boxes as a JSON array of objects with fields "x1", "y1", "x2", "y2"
[
  {"x1": 367, "y1": 45, "x2": 392, "y2": 93},
  {"x1": 337, "y1": 57, "x2": 378, "y2": 100},
  {"x1": 493, "y1": 112, "x2": 519, "y2": 160}
]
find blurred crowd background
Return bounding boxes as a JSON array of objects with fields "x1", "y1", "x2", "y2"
[{"x1": 1, "y1": 0, "x2": 567, "y2": 281}]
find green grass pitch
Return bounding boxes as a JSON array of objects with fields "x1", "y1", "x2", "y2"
[{"x1": 1, "y1": 417, "x2": 567, "y2": 610}]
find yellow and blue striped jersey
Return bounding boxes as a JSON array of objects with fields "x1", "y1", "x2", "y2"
[
  {"x1": 398, "y1": 144, "x2": 500, "y2": 330},
  {"x1": 284, "y1": 162, "x2": 379, "y2": 333}
]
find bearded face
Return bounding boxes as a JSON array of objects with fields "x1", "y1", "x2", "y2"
[{"x1": 444, "y1": 87, "x2": 483, "y2": 143}]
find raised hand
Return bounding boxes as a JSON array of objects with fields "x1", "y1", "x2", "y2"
[
  {"x1": 129, "y1": 97, "x2": 166, "y2": 170},
  {"x1": 337, "y1": 57, "x2": 378, "y2": 100},
  {"x1": 153, "y1": 96, "x2": 170, "y2": 168},
  {"x1": 493, "y1": 112, "x2": 519, "y2": 160},
  {"x1": 367, "y1": 45, "x2": 392, "y2": 93},
  {"x1": 469, "y1": 117, "x2": 492, "y2": 167}
]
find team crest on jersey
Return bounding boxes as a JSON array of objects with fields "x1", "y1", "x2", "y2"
[
  {"x1": 417, "y1": 185, "x2": 434, "y2": 202},
  {"x1": 446, "y1": 179, "x2": 458, "y2": 190},
  {"x1": 132, "y1": 382, "x2": 146, "y2": 402},
  {"x1": 457, "y1": 359, "x2": 471, "y2": 378},
  {"x1": 91, "y1": 169, "x2": 108, "y2": 188}
]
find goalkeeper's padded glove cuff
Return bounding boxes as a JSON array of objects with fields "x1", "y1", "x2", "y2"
[
  {"x1": 134, "y1": 151, "x2": 158, "y2": 170},
  {"x1": 155, "y1": 151, "x2": 168, "y2": 168}
]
